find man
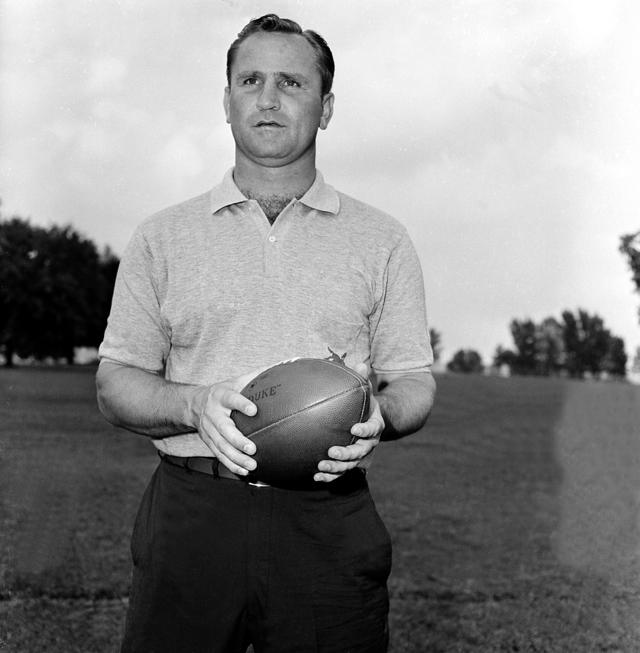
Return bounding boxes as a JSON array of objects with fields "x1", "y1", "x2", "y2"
[{"x1": 97, "y1": 14, "x2": 435, "y2": 653}]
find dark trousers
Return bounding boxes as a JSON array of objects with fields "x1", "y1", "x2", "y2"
[{"x1": 121, "y1": 458, "x2": 392, "y2": 653}]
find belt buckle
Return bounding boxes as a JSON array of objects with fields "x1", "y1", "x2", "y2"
[{"x1": 247, "y1": 479, "x2": 270, "y2": 488}]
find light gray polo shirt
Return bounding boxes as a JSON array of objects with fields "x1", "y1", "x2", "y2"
[{"x1": 99, "y1": 169, "x2": 433, "y2": 457}]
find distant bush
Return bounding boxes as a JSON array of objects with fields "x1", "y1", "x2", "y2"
[{"x1": 447, "y1": 349, "x2": 484, "y2": 374}]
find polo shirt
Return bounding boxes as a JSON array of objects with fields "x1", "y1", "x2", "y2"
[{"x1": 99, "y1": 169, "x2": 433, "y2": 457}]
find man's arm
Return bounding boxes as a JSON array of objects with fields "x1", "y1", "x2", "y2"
[
  {"x1": 96, "y1": 360, "x2": 261, "y2": 475},
  {"x1": 314, "y1": 369, "x2": 436, "y2": 482},
  {"x1": 376, "y1": 371, "x2": 436, "y2": 441}
]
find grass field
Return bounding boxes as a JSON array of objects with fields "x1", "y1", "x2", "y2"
[{"x1": 1, "y1": 367, "x2": 639, "y2": 652}]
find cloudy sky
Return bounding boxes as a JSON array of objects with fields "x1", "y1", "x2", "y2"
[{"x1": 1, "y1": 0, "x2": 639, "y2": 366}]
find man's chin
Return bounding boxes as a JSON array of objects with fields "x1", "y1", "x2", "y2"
[
  {"x1": 241, "y1": 149, "x2": 312, "y2": 169},
  {"x1": 235, "y1": 138, "x2": 317, "y2": 169}
]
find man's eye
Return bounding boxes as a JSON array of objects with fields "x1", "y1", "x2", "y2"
[
  {"x1": 242, "y1": 78, "x2": 259, "y2": 85},
  {"x1": 281, "y1": 79, "x2": 300, "y2": 88}
]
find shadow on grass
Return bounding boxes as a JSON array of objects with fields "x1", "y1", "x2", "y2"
[{"x1": 372, "y1": 373, "x2": 640, "y2": 652}]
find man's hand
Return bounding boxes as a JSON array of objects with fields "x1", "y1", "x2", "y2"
[
  {"x1": 314, "y1": 363, "x2": 385, "y2": 483},
  {"x1": 195, "y1": 368, "x2": 265, "y2": 476}
]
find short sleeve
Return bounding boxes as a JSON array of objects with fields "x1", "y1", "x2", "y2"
[
  {"x1": 369, "y1": 230, "x2": 433, "y2": 375},
  {"x1": 98, "y1": 226, "x2": 170, "y2": 373}
]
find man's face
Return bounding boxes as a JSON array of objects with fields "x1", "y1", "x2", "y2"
[{"x1": 224, "y1": 32, "x2": 334, "y2": 168}]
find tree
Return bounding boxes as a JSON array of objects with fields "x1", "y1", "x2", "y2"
[
  {"x1": 0, "y1": 216, "x2": 119, "y2": 366},
  {"x1": 561, "y1": 309, "x2": 613, "y2": 378},
  {"x1": 0, "y1": 218, "x2": 45, "y2": 365},
  {"x1": 493, "y1": 345, "x2": 516, "y2": 370},
  {"x1": 508, "y1": 318, "x2": 538, "y2": 374},
  {"x1": 620, "y1": 231, "x2": 640, "y2": 325},
  {"x1": 447, "y1": 349, "x2": 484, "y2": 374},
  {"x1": 429, "y1": 327, "x2": 442, "y2": 363},
  {"x1": 534, "y1": 317, "x2": 566, "y2": 376},
  {"x1": 497, "y1": 310, "x2": 626, "y2": 379},
  {"x1": 620, "y1": 231, "x2": 640, "y2": 293},
  {"x1": 602, "y1": 336, "x2": 627, "y2": 378}
]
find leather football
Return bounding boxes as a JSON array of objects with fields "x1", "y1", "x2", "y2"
[{"x1": 231, "y1": 357, "x2": 370, "y2": 484}]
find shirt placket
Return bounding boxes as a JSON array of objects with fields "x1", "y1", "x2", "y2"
[{"x1": 261, "y1": 201, "x2": 295, "y2": 278}]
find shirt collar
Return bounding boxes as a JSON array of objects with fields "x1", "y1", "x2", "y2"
[
  {"x1": 210, "y1": 168, "x2": 340, "y2": 216},
  {"x1": 298, "y1": 170, "x2": 340, "y2": 215},
  {"x1": 209, "y1": 169, "x2": 248, "y2": 214}
]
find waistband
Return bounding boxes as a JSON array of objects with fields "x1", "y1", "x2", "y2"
[{"x1": 158, "y1": 452, "x2": 367, "y2": 492}]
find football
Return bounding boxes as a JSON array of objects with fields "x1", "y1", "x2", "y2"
[{"x1": 231, "y1": 356, "x2": 370, "y2": 484}]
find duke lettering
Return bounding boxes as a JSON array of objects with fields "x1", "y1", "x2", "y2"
[{"x1": 248, "y1": 384, "x2": 280, "y2": 403}]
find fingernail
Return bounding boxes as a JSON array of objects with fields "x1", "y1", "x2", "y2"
[{"x1": 244, "y1": 443, "x2": 255, "y2": 454}]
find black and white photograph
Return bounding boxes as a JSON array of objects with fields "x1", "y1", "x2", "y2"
[{"x1": 1, "y1": 1, "x2": 639, "y2": 651}]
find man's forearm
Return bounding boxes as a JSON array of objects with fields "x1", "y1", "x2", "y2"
[
  {"x1": 96, "y1": 361, "x2": 206, "y2": 438},
  {"x1": 375, "y1": 372, "x2": 436, "y2": 441}
]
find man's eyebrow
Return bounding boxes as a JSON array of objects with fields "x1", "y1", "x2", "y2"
[
  {"x1": 278, "y1": 72, "x2": 310, "y2": 84},
  {"x1": 234, "y1": 70, "x2": 311, "y2": 83},
  {"x1": 277, "y1": 71, "x2": 307, "y2": 79},
  {"x1": 234, "y1": 70, "x2": 263, "y2": 80}
]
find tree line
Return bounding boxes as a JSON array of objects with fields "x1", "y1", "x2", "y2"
[
  {"x1": 434, "y1": 309, "x2": 626, "y2": 379},
  {"x1": 0, "y1": 215, "x2": 119, "y2": 366},
  {"x1": 442, "y1": 230, "x2": 640, "y2": 379},
  {"x1": 493, "y1": 310, "x2": 626, "y2": 378}
]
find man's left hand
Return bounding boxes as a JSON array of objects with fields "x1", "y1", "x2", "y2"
[{"x1": 314, "y1": 363, "x2": 385, "y2": 483}]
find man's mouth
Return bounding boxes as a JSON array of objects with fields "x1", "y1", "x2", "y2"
[{"x1": 255, "y1": 120, "x2": 284, "y2": 128}]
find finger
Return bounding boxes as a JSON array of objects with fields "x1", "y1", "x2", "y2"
[
  {"x1": 200, "y1": 413, "x2": 257, "y2": 461},
  {"x1": 314, "y1": 471, "x2": 343, "y2": 483},
  {"x1": 204, "y1": 436, "x2": 257, "y2": 475},
  {"x1": 202, "y1": 433, "x2": 257, "y2": 473},
  {"x1": 318, "y1": 458, "x2": 356, "y2": 472},
  {"x1": 212, "y1": 448, "x2": 254, "y2": 477},
  {"x1": 215, "y1": 386, "x2": 257, "y2": 417},
  {"x1": 327, "y1": 438, "x2": 376, "y2": 462},
  {"x1": 350, "y1": 419, "x2": 384, "y2": 438},
  {"x1": 219, "y1": 418, "x2": 258, "y2": 456},
  {"x1": 196, "y1": 424, "x2": 255, "y2": 475}
]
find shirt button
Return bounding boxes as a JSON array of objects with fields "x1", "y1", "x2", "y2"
[{"x1": 268, "y1": 235, "x2": 277, "y2": 243}]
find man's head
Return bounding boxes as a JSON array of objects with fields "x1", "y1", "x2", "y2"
[
  {"x1": 224, "y1": 15, "x2": 335, "y2": 170},
  {"x1": 226, "y1": 14, "x2": 334, "y2": 98}
]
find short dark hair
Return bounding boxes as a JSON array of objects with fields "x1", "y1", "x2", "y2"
[{"x1": 226, "y1": 14, "x2": 335, "y2": 96}]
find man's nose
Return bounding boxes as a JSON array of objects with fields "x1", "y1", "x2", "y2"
[{"x1": 256, "y1": 80, "x2": 280, "y2": 111}]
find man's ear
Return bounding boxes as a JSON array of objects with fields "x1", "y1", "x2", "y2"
[
  {"x1": 223, "y1": 87, "x2": 231, "y2": 124},
  {"x1": 319, "y1": 92, "x2": 334, "y2": 130}
]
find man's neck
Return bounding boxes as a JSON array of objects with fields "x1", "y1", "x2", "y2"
[
  {"x1": 233, "y1": 153, "x2": 317, "y2": 216},
  {"x1": 241, "y1": 192, "x2": 293, "y2": 225}
]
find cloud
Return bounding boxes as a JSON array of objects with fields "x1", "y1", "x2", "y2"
[
  {"x1": 156, "y1": 132, "x2": 205, "y2": 183},
  {"x1": 87, "y1": 56, "x2": 128, "y2": 94}
]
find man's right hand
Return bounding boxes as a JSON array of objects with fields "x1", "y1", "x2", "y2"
[
  {"x1": 97, "y1": 361, "x2": 266, "y2": 475},
  {"x1": 193, "y1": 368, "x2": 264, "y2": 476}
]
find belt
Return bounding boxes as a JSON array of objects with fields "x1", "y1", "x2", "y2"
[
  {"x1": 159, "y1": 452, "x2": 367, "y2": 492},
  {"x1": 158, "y1": 452, "x2": 271, "y2": 487}
]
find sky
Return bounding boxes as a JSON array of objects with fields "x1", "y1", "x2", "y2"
[{"x1": 1, "y1": 0, "x2": 639, "y2": 367}]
